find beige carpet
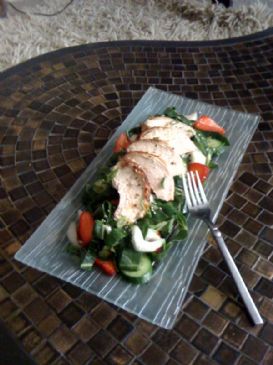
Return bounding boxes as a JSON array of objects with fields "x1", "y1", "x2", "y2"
[{"x1": 1, "y1": 0, "x2": 273, "y2": 72}]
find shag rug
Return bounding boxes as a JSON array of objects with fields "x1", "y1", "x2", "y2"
[{"x1": 1, "y1": 0, "x2": 273, "y2": 72}]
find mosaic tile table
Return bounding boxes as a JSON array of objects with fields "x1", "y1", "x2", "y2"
[{"x1": 1, "y1": 28, "x2": 273, "y2": 365}]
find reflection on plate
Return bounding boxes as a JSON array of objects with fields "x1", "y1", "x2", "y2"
[{"x1": 15, "y1": 87, "x2": 259, "y2": 329}]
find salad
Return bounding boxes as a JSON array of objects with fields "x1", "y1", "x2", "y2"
[{"x1": 66, "y1": 107, "x2": 229, "y2": 284}]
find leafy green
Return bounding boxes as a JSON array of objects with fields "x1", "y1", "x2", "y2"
[
  {"x1": 119, "y1": 249, "x2": 143, "y2": 271},
  {"x1": 80, "y1": 251, "x2": 95, "y2": 271},
  {"x1": 66, "y1": 243, "x2": 82, "y2": 257},
  {"x1": 193, "y1": 130, "x2": 230, "y2": 166},
  {"x1": 127, "y1": 126, "x2": 141, "y2": 138},
  {"x1": 164, "y1": 107, "x2": 194, "y2": 126},
  {"x1": 149, "y1": 241, "x2": 172, "y2": 261},
  {"x1": 105, "y1": 227, "x2": 127, "y2": 247}
]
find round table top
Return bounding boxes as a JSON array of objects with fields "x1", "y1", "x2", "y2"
[{"x1": 1, "y1": 28, "x2": 273, "y2": 365}]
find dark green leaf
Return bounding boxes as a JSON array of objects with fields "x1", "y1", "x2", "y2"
[
  {"x1": 105, "y1": 227, "x2": 127, "y2": 247},
  {"x1": 164, "y1": 107, "x2": 194, "y2": 126},
  {"x1": 80, "y1": 251, "x2": 95, "y2": 271},
  {"x1": 66, "y1": 243, "x2": 81, "y2": 257},
  {"x1": 119, "y1": 249, "x2": 143, "y2": 271}
]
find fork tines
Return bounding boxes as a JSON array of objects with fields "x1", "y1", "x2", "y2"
[{"x1": 182, "y1": 171, "x2": 208, "y2": 208}]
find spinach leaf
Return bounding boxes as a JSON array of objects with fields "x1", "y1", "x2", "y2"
[
  {"x1": 127, "y1": 126, "x2": 141, "y2": 138},
  {"x1": 192, "y1": 131, "x2": 209, "y2": 156},
  {"x1": 164, "y1": 107, "x2": 194, "y2": 126},
  {"x1": 149, "y1": 241, "x2": 172, "y2": 261},
  {"x1": 105, "y1": 227, "x2": 127, "y2": 247},
  {"x1": 119, "y1": 249, "x2": 143, "y2": 271},
  {"x1": 66, "y1": 243, "x2": 82, "y2": 257}
]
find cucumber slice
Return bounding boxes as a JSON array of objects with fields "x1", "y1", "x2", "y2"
[{"x1": 120, "y1": 253, "x2": 153, "y2": 284}]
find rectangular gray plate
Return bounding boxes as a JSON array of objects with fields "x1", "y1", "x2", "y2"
[{"x1": 15, "y1": 87, "x2": 260, "y2": 329}]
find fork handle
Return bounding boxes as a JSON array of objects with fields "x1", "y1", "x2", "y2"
[{"x1": 207, "y1": 223, "x2": 263, "y2": 326}]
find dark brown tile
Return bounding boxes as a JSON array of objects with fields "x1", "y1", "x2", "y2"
[
  {"x1": 125, "y1": 328, "x2": 150, "y2": 355},
  {"x1": 5, "y1": 311, "x2": 31, "y2": 335},
  {"x1": 253, "y1": 240, "x2": 272, "y2": 258},
  {"x1": 202, "y1": 265, "x2": 225, "y2": 287},
  {"x1": 0, "y1": 298, "x2": 18, "y2": 319},
  {"x1": 184, "y1": 297, "x2": 209, "y2": 321},
  {"x1": 193, "y1": 328, "x2": 218, "y2": 355},
  {"x1": 152, "y1": 329, "x2": 180, "y2": 353},
  {"x1": 38, "y1": 313, "x2": 61, "y2": 337},
  {"x1": 213, "y1": 342, "x2": 240, "y2": 365},
  {"x1": 242, "y1": 335, "x2": 268, "y2": 362},
  {"x1": 20, "y1": 328, "x2": 43, "y2": 353},
  {"x1": 49, "y1": 325, "x2": 77, "y2": 354},
  {"x1": 141, "y1": 344, "x2": 169, "y2": 365},
  {"x1": 12, "y1": 284, "x2": 37, "y2": 307},
  {"x1": 171, "y1": 339, "x2": 198, "y2": 365},
  {"x1": 2, "y1": 271, "x2": 25, "y2": 293},
  {"x1": 24, "y1": 297, "x2": 50, "y2": 324},
  {"x1": 107, "y1": 315, "x2": 133, "y2": 341},
  {"x1": 237, "y1": 355, "x2": 256, "y2": 365},
  {"x1": 222, "y1": 323, "x2": 247, "y2": 348},
  {"x1": 258, "y1": 210, "x2": 273, "y2": 225},
  {"x1": 59, "y1": 303, "x2": 84, "y2": 328},
  {"x1": 73, "y1": 316, "x2": 99, "y2": 343},
  {"x1": 259, "y1": 323, "x2": 273, "y2": 346},
  {"x1": 91, "y1": 302, "x2": 117, "y2": 328},
  {"x1": 106, "y1": 345, "x2": 133, "y2": 365},
  {"x1": 202, "y1": 311, "x2": 227, "y2": 335},
  {"x1": 88, "y1": 329, "x2": 116, "y2": 357},
  {"x1": 34, "y1": 275, "x2": 59, "y2": 297},
  {"x1": 237, "y1": 248, "x2": 258, "y2": 267},
  {"x1": 47, "y1": 289, "x2": 71, "y2": 313},
  {"x1": 260, "y1": 227, "x2": 273, "y2": 244},
  {"x1": 33, "y1": 344, "x2": 58, "y2": 365},
  {"x1": 68, "y1": 342, "x2": 95, "y2": 365}
]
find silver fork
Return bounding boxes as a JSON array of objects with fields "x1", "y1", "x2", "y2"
[{"x1": 182, "y1": 171, "x2": 263, "y2": 326}]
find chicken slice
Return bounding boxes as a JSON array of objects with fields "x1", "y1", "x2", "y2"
[
  {"x1": 112, "y1": 160, "x2": 151, "y2": 224},
  {"x1": 140, "y1": 126, "x2": 197, "y2": 156},
  {"x1": 142, "y1": 115, "x2": 195, "y2": 137},
  {"x1": 127, "y1": 139, "x2": 186, "y2": 176},
  {"x1": 124, "y1": 151, "x2": 174, "y2": 201}
]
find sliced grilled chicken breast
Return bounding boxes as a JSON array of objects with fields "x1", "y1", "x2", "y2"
[
  {"x1": 143, "y1": 115, "x2": 195, "y2": 137},
  {"x1": 112, "y1": 160, "x2": 151, "y2": 224},
  {"x1": 124, "y1": 151, "x2": 174, "y2": 201},
  {"x1": 140, "y1": 126, "x2": 197, "y2": 156},
  {"x1": 127, "y1": 139, "x2": 186, "y2": 176}
]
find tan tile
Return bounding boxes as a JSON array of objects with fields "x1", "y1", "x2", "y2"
[
  {"x1": 260, "y1": 297, "x2": 273, "y2": 322},
  {"x1": 254, "y1": 258, "x2": 273, "y2": 279},
  {"x1": 201, "y1": 285, "x2": 226, "y2": 310}
]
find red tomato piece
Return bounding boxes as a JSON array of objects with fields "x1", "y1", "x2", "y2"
[
  {"x1": 193, "y1": 115, "x2": 225, "y2": 135},
  {"x1": 95, "y1": 258, "x2": 116, "y2": 276},
  {"x1": 188, "y1": 162, "x2": 210, "y2": 183},
  {"x1": 78, "y1": 211, "x2": 94, "y2": 246},
  {"x1": 113, "y1": 132, "x2": 131, "y2": 153}
]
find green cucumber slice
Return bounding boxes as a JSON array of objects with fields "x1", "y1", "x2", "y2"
[{"x1": 120, "y1": 253, "x2": 153, "y2": 284}]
